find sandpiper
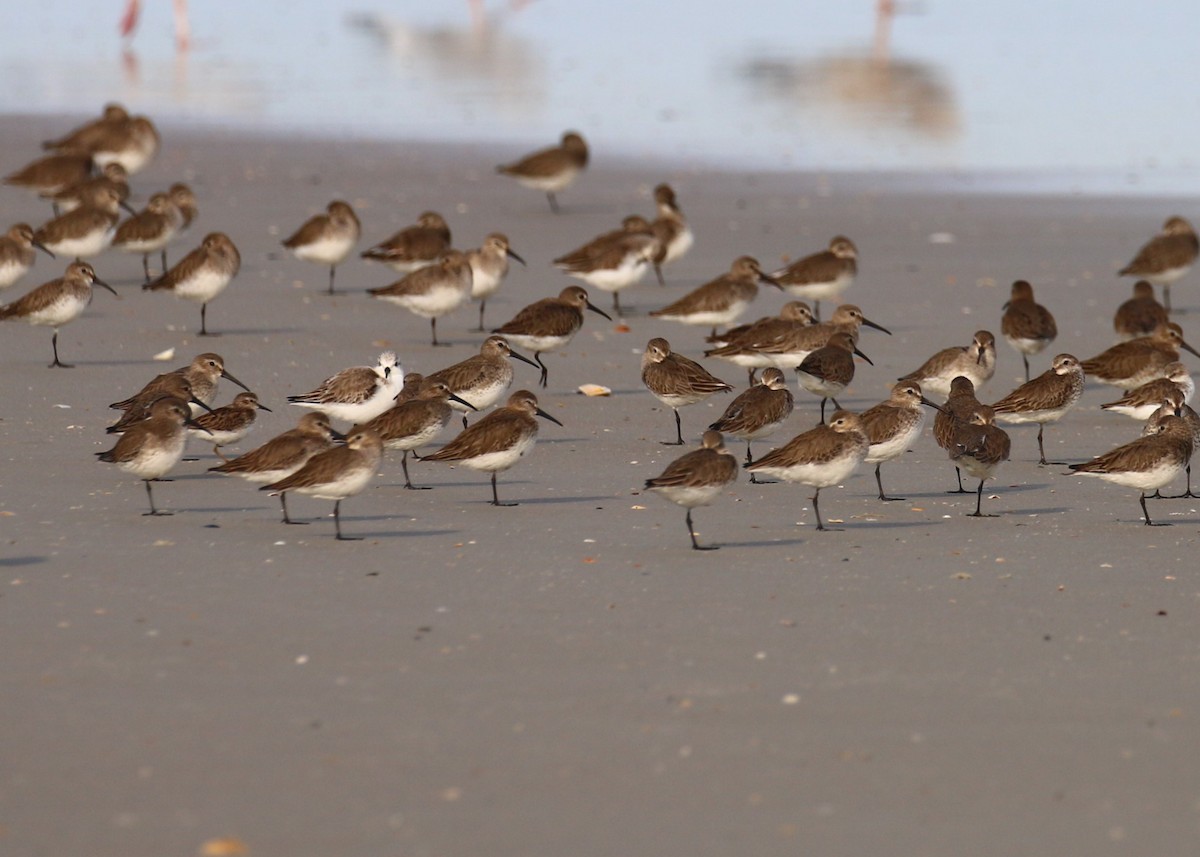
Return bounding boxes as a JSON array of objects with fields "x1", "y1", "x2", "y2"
[
  {"x1": 43, "y1": 104, "x2": 129, "y2": 153},
  {"x1": 368, "y1": 249, "x2": 473, "y2": 346},
  {"x1": 492, "y1": 285, "x2": 611, "y2": 387},
  {"x1": 392, "y1": 371, "x2": 425, "y2": 404},
  {"x1": 262, "y1": 426, "x2": 384, "y2": 540},
  {"x1": 703, "y1": 301, "x2": 816, "y2": 382},
  {"x1": 770, "y1": 236, "x2": 858, "y2": 320},
  {"x1": 422, "y1": 389, "x2": 562, "y2": 506},
  {"x1": 144, "y1": 232, "x2": 241, "y2": 336},
  {"x1": 1113, "y1": 281, "x2": 1169, "y2": 341},
  {"x1": 649, "y1": 256, "x2": 781, "y2": 337},
  {"x1": 33, "y1": 185, "x2": 121, "y2": 258},
  {"x1": 708, "y1": 368, "x2": 795, "y2": 481},
  {"x1": 496, "y1": 131, "x2": 589, "y2": 214},
  {"x1": 281, "y1": 200, "x2": 361, "y2": 294},
  {"x1": 96, "y1": 396, "x2": 203, "y2": 515},
  {"x1": 934, "y1": 375, "x2": 983, "y2": 493},
  {"x1": 426, "y1": 335, "x2": 541, "y2": 425},
  {"x1": 860, "y1": 381, "x2": 941, "y2": 501},
  {"x1": 112, "y1": 353, "x2": 250, "y2": 416},
  {"x1": 649, "y1": 183, "x2": 694, "y2": 285},
  {"x1": 187, "y1": 391, "x2": 271, "y2": 461},
  {"x1": 112, "y1": 192, "x2": 179, "y2": 281},
  {"x1": 746, "y1": 410, "x2": 870, "y2": 531},
  {"x1": 707, "y1": 300, "x2": 815, "y2": 348},
  {"x1": 1069, "y1": 413, "x2": 1194, "y2": 526},
  {"x1": 0, "y1": 223, "x2": 53, "y2": 290},
  {"x1": 553, "y1": 215, "x2": 657, "y2": 314},
  {"x1": 360, "y1": 211, "x2": 450, "y2": 273},
  {"x1": 641, "y1": 337, "x2": 733, "y2": 445},
  {"x1": 1080, "y1": 322, "x2": 1200, "y2": 390},
  {"x1": 1119, "y1": 216, "x2": 1198, "y2": 312},
  {"x1": 645, "y1": 430, "x2": 738, "y2": 550},
  {"x1": 949, "y1": 406, "x2": 1012, "y2": 517},
  {"x1": 0, "y1": 261, "x2": 117, "y2": 367},
  {"x1": 467, "y1": 233, "x2": 525, "y2": 331},
  {"x1": 1143, "y1": 388, "x2": 1200, "y2": 498},
  {"x1": 87, "y1": 114, "x2": 160, "y2": 175},
  {"x1": 4, "y1": 152, "x2": 93, "y2": 198},
  {"x1": 1100, "y1": 362, "x2": 1194, "y2": 420},
  {"x1": 169, "y1": 183, "x2": 198, "y2": 232},
  {"x1": 990, "y1": 353, "x2": 1084, "y2": 465},
  {"x1": 288, "y1": 351, "x2": 403, "y2": 424},
  {"x1": 899, "y1": 330, "x2": 997, "y2": 399},
  {"x1": 359, "y1": 378, "x2": 477, "y2": 490},
  {"x1": 209, "y1": 412, "x2": 344, "y2": 524},
  {"x1": 795, "y1": 330, "x2": 872, "y2": 424},
  {"x1": 50, "y1": 163, "x2": 130, "y2": 215},
  {"x1": 107, "y1": 375, "x2": 213, "y2": 433},
  {"x1": 1000, "y1": 280, "x2": 1057, "y2": 381}
]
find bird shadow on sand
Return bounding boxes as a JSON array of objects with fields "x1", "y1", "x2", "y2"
[
  {"x1": 516, "y1": 493, "x2": 614, "y2": 505},
  {"x1": 0, "y1": 556, "x2": 48, "y2": 567},
  {"x1": 713, "y1": 537, "x2": 808, "y2": 549}
]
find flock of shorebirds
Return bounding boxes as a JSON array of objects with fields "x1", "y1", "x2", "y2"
[{"x1": 3, "y1": 107, "x2": 1200, "y2": 546}]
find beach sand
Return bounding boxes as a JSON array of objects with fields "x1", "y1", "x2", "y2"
[{"x1": 2, "y1": 116, "x2": 1199, "y2": 856}]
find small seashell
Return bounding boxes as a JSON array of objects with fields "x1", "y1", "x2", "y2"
[
  {"x1": 577, "y1": 383, "x2": 612, "y2": 397},
  {"x1": 153, "y1": 347, "x2": 176, "y2": 361}
]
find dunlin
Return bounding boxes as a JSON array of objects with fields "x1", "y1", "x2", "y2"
[
  {"x1": 1000, "y1": 280, "x2": 1057, "y2": 381},
  {"x1": 112, "y1": 353, "x2": 250, "y2": 416},
  {"x1": 860, "y1": 381, "x2": 941, "y2": 501},
  {"x1": 422, "y1": 389, "x2": 562, "y2": 506},
  {"x1": 187, "y1": 391, "x2": 271, "y2": 461},
  {"x1": 900, "y1": 330, "x2": 997, "y2": 398},
  {"x1": 144, "y1": 232, "x2": 241, "y2": 336},
  {"x1": 112, "y1": 192, "x2": 179, "y2": 281},
  {"x1": 1069, "y1": 413, "x2": 1194, "y2": 525},
  {"x1": 496, "y1": 131, "x2": 589, "y2": 214},
  {"x1": 1113, "y1": 281, "x2": 1169, "y2": 341},
  {"x1": 107, "y1": 376, "x2": 211, "y2": 434},
  {"x1": 96, "y1": 396, "x2": 203, "y2": 515},
  {"x1": 288, "y1": 351, "x2": 404, "y2": 424},
  {"x1": 359, "y1": 378, "x2": 477, "y2": 489},
  {"x1": 1100, "y1": 362, "x2": 1194, "y2": 420},
  {"x1": 262, "y1": 427, "x2": 384, "y2": 540},
  {"x1": 708, "y1": 368, "x2": 795, "y2": 481},
  {"x1": 934, "y1": 375, "x2": 983, "y2": 493},
  {"x1": 360, "y1": 211, "x2": 451, "y2": 273},
  {"x1": 492, "y1": 285, "x2": 611, "y2": 387},
  {"x1": 645, "y1": 430, "x2": 738, "y2": 550},
  {"x1": 795, "y1": 330, "x2": 872, "y2": 424},
  {"x1": 553, "y1": 215, "x2": 657, "y2": 314},
  {"x1": 33, "y1": 185, "x2": 121, "y2": 258},
  {"x1": 745, "y1": 410, "x2": 870, "y2": 531},
  {"x1": 87, "y1": 114, "x2": 160, "y2": 175},
  {"x1": 466, "y1": 233, "x2": 525, "y2": 331},
  {"x1": 990, "y1": 353, "x2": 1084, "y2": 465},
  {"x1": 1119, "y1": 216, "x2": 1198, "y2": 311},
  {"x1": 703, "y1": 300, "x2": 816, "y2": 382},
  {"x1": 4, "y1": 152, "x2": 93, "y2": 198},
  {"x1": 169, "y1": 183, "x2": 198, "y2": 232},
  {"x1": 1143, "y1": 388, "x2": 1200, "y2": 498},
  {"x1": 0, "y1": 261, "x2": 117, "y2": 367},
  {"x1": 281, "y1": 200, "x2": 361, "y2": 294},
  {"x1": 426, "y1": 335, "x2": 540, "y2": 425},
  {"x1": 949, "y1": 406, "x2": 1012, "y2": 517},
  {"x1": 50, "y1": 163, "x2": 130, "y2": 215},
  {"x1": 649, "y1": 183, "x2": 694, "y2": 285},
  {"x1": 392, "y1": 371, "x2": 425, "y2": 404},
  {"x1": 707, "y1": 300, "x2": 815, "y2": 348},
  {"x1": 642, "y1": 337, "x2": 733, "y2": 445},
  {"x1": 42, "y1": 104, "x2": 129, "y2": 153},
  {"x1": 0, "y1": 223, "x2": 53, "y2": 290},
  {"x1": 770, "y1": 236, "x2": 858, "y2": 320},
  {"x1": 649, "y1": 256, "x2": 781, "y2": 336},
  {"x1": 209, "y1": 412, "x2": 344, "y2": 524},
  {"x1": 368, "y1": 249, "x2": 473, "y2": 346},
  {"x1": 1080, "y1": 322, "x2": 1200, "y2": 390}
]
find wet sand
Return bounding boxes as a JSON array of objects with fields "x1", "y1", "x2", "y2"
[{"x1": 2, "y1": 116, "x2": 1199, "y2": 856}]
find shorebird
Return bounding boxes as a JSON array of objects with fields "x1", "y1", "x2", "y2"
[
  {"x1": 496, "y1": 131, "x2": 589, "y2": 214},
  {"x1": 0, "y1": 223, "x2": 53, "y2": 290},
  {"x1": 770, "y1": 236, "x2": 858, "y2": 320},
  {"x1": 645, "y1": 430, "x2": 738, "y2": 550},
  {"x1": 106, "y1": 375, "x2": 212, "y2": 434},
  {"x1": 949, "y1": 406, "x2": 1012, "y2": 517},
  {"x1": 990, "y1": 353, "x2": 1084, "y2": 465},
  {"x1": 649, "y1": 183, "x2": 694, "y2": 284},
  {"x1": 359, "y1": 378, "x2": 477, "y2": 490},
  {"x1": 703, "y1": 301, "x2": 816, "y2": 382},
  {"x1": 1119, "y1": 216, "x2": 1198, "y2": 312},
  {"x1": 466, "y1": 233, "x2": 524, "y2": 331},
  {"x1": 649, "y1": 256, "x2": 781, "y2": 337},
  {"x1": 746, "y1": 410, "x2": 870, "y2": 531},
  {"x1": 553, "y1": 215, "x2": 657, "y2": 314},
  {"x1": 96, "y1": 396, "x2": 204, "y2": 516},
  {"x1": 1069, "y1": 413, "x2": 1195, "y2": 525},
  {"x1": 492, "y1": 285, "x2": 611, "y2": 387},
  {"x1": 262, "y1": 426, "x2": 384, "y2": 540},
  {"x1": 287, "y1": 351, "x2": 403, "y2": 424},
  {"x1": 795, "y1": 330, "x2": 872, "y2": 424},
  {"x1": 426, "y1": 335, "x2": 540, "y2": 426},
  {"x1": 33, "y1": 185, "x2": 122, "y2": 258},
  {"x1": 708, "y1": 368, "x2": 795, "y2": 480},
  {"x1": 168, "y1": 183, "x2": 198, "y2": 232},
  {"x1": 1080, "y1": 322, "x2": 1200, "y2": 389},
  {"x1": 642, "y1": 337, "x2": 733, "y2": 445},
  {"x1": 0, "y1": 261, "x2": 117, "y2": 367},
  {"x1": 706, "y1": 300, "x2": 815, "y2": 349},
  {"x1": 4, "y1": 152, "x2": 93, "y2": 199},
  {"x1": 86, "y1": 114, "x2": 160, "y2": 175},
  {"x1": 360, "y1": 211, "x2": 451, "y2": 273},
  {"x1": 1142, "y1": 388, "x2": 1200, "y2": 498},
  {"x1": 209, "y1": 412, "x2": 344, "y2": 524},
  {"x1": 187, "y1": 391, "x2": 271, "y2": 461},
  {"x1": 899, "y1": 330, "x2": 997, "y2": 399},
  {"x1": 422, "y1": 390, "x2": 562, "y2": 506},
  {"x1": 1000, "y1": 280, "x2": 1057, "y2": 381},
  {"x1": 391, "y1": 371, "x2": 425, "y2": 404},
  {"x1": 112, "y1": 192, "x2": 179, "y2": 281},
  {"x1": 49, "y1": 164, "x2": 130, "y2": 215},
  {"x1": 934, "y1": 375, "x2": 983, "y2": 493},
  {"x1": 144, "y1": 232, "x2": 241, "y2": 336},
  {"x1": 860, "y1": 381, "x2": 941, "y2": 501},
  {"x1": 1113, "y1": 281, "x2": 1169, "y2": 341},
  {"x1": 281, "y1": 200, "x2": 361, "y2": 293},
  {"x1": 111, "y1": 353, "x2": 250, "y2": 417},
  {"x1": 43, "y1": 104, "x2": 129, "y2": 153},
  {"x1": 368, "y1": 249, "x2": 473, "y2": 346},
  {"x1": 1100, "y1": 362, "x2": 1194, "y2": 420}
]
